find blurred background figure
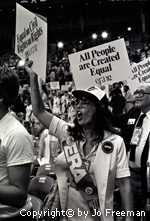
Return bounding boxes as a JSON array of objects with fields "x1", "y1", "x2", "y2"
[
  {"x1": 37, "y1": 128, "x2": 60, "y2": 165},
  {"x1": 17, "y1": 112, "x2": 25, "y2": 126},
  {"x1": 109, "y1": 88, "x2": 126, "y2": 114},
  {"x1": 60, "y1": 91, "x2": 68, "y2": 114},
  {"x1": 124, "y1": 85, "x2": 133, "y2": 113},
  {"x1": 52, "y1": 91, "x2": 61, "y2": 116},
  {"x1": 30, "y1": 112, "x2": 44, "y2": 137},
  {"x1": 67, "y1": 99, "x2": 76, "y2": 123},
  {"x1": 24, "y1": 96, "x2": 32, "y2": 133}
]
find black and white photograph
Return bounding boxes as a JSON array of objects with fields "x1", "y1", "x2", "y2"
[{"x1": 0, "y1": 0, "x2": 150, "y2": 220}]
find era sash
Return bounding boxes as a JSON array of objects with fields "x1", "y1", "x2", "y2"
[{"x1": 62, "y1": 138, "x2": 102, "y2": 220}]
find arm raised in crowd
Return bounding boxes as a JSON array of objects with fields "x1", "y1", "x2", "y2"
[{"x1": 25, "y1": 63, "x2": 53, "y2": 129}]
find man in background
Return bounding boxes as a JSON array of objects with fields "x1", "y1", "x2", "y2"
[
  {"x1": 0, "y1": 67, "x2": 35, "y2": 220},
  {"x1": 109, "y1": 82, "x2": 150, "y2": 221}
]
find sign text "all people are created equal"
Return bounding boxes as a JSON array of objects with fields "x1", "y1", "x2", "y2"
[
  {"x1": 131, "y1": 59, "x2": 150, "y2": 82},
  {"x1": 69, "y1": 38, "x2": 131, "y2": 90},
  {"x1": 79, "y1": 45, "x2": 120, "y2": 79}
]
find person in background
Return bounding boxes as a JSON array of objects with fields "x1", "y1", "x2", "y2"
[
  {"x1": 41, "y1": 84, "x2": 49, "y2": 105},
  {"x1": 0, "y1": 66, "x2": 35, "y2": 220},
  {"x1": 57, "y1": 63, "x2": 65, "y2": 86},
  {"x1": 112, "y1": 82, "x2": 120, "y2": 90},
  {"x1": 24, "y1": 96, "x2": 32, "y2": 133},
  {"x1": 37, "y1": 127, "x2": 60, "y2": 165},
  {"x1": 109, "y1": 88, "x2": 126, "y2": 114},
  {"x1": 9, "y1": 105, "x2": 18, "y2": 119},
  {"x1": 67, "y1": 99, "x2": 76, "y2": 123},
  {"x1": 37, "y1": 109, "x2": 60, "y2": 164},
  {"x1": 25, "y1": 62, "x2": 133, "y2": 221},
  {"x1": 17, "y1": 112, "x2": 25, "y2": 126},
  {"x1": 118, "y1": 81, "x2": 124, "y2": 95},
  {"x1": 22, "y1": 84, "x2": 30, "y2": 102},
  {"x1": 68, "y1": 86, "x2": 72, "y2": 97},
  {"x1": 124, "y1": 85, "x2": 133, "y2": 113},
  {"x1": 60, "y1": 91, "x2": 67, "y2": 114},
  {"x1": 13, "y1": 93, "x2": 25, "y2": 115},
  {"x1": 19, "y1": 82, "x2": 24, "y2": 97},
  {"x1": 52, "y1": 91, "x2": 61, "y2": 116},
  {"x1": 30, "y1": 112, "x2": 44, "y2": 137},
  {"x1": 49, "y1": 70, "x2": 57, "y2": 82},
  {"x1": 107, "y1": 82, "x2": 150, "y2": 221}
]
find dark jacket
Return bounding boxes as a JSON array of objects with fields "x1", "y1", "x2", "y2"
[
  {"x1": 107, "y1": 107, "x2": 149, "y2": 201},
  {"x1": 109, "y1": 94, "x2": 126, "y2": 114}
]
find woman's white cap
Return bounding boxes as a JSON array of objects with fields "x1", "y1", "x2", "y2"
[{"x1": 72, "y1": 86, "x2": 105, "y2": 103}]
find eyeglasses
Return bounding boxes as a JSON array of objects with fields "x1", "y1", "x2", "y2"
[
  {"x1": 74, "y1": 98, "x2": 93, "y2": 108},
  {"x1": 133, "y1": 90, "x2": 150, "y2": 97}
]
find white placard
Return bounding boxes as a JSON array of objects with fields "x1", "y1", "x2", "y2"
[
  {"x1": 127, "y1": 58, "x2": 150, "y2": 93},
  {"x1": 61, "y1": 85, "x2": 70, "y2": 91},
  {"x1": 68, "y1": 38, "x2": 131, "y2": 89},
  {"x1": 65, "y1": 81, "x2": 73, "y2": 87},
  {"x1": 131, "y1": 58, "x2": 150, "y2": 83},
  {"x1": 50, "y1": 82, "x2": 60, "y2": 90},
  {"x1": 15, "y1": 3, "x2": 47, "y2": 82}
]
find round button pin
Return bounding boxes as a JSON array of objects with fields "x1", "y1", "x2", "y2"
[
  {"x1": 66, "y1": 136, "x2": 74, "y2": 146},
  {"x1": 102, "y1": 141, "x2": 114, "y2": 154},
  {"x1": 85, "y1": 187, "x2": 93, "y2": 195}
]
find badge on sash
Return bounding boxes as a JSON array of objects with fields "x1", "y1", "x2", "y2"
[
  {"x1": 130, "y1": 127, "x2": 143, "y2": 145},
  {"x1": 127, "y1": 118, "x2": 136, "y2": 125},
  {"x1": 85, "y1": 187, "x2": 93, "y2": 195},
  {"x1": 66, "y1": 136, "x2": 74, "y2": 145},
  {"x1": 102, "y1": 141, "x2": 114, "y2": 154}
]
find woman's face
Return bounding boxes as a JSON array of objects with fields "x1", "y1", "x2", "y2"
[{"x1": 74, "y1": 96, "x2": 96, "y2": 128}]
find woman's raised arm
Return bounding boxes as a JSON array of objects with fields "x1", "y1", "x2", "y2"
[{"x1": 24, "y1": 63, "x2": 53, "y2": 129}]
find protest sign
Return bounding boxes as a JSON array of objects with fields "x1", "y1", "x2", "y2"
[
  {"x1": 15, "y1": 3, "x2": 47, "y2": 82},
  {"x1": 50, "y1": 82, "x2": 60, "y2": 90},
  {"x1": 131, "y1": 58, "x2": 150, "y2": 83},
  {"x1": 65, "y1": 81, "x2": 73, "y2": 87},
  {"x1": 68, "y1": 38, "x2": 131, "y2": 90},
  {"x1": 61, "y1": 85, "x2": 70, "y2": 91},
  {"x1": 127, "y1": 58, "x2": 150, "y2": 93}
]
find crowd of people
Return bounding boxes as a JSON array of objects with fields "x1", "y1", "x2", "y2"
[{"x1": 0, "y1": 33, "x2": 150, "y2": 221}]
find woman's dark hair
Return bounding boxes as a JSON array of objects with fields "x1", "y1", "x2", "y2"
[{"x1": 68, "y1": 95, "x2": 119, "y2": 143}]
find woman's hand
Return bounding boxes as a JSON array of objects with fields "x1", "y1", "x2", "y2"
[{"x1": 24, "y1": 60, "x2": 35, "y2": 77}]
